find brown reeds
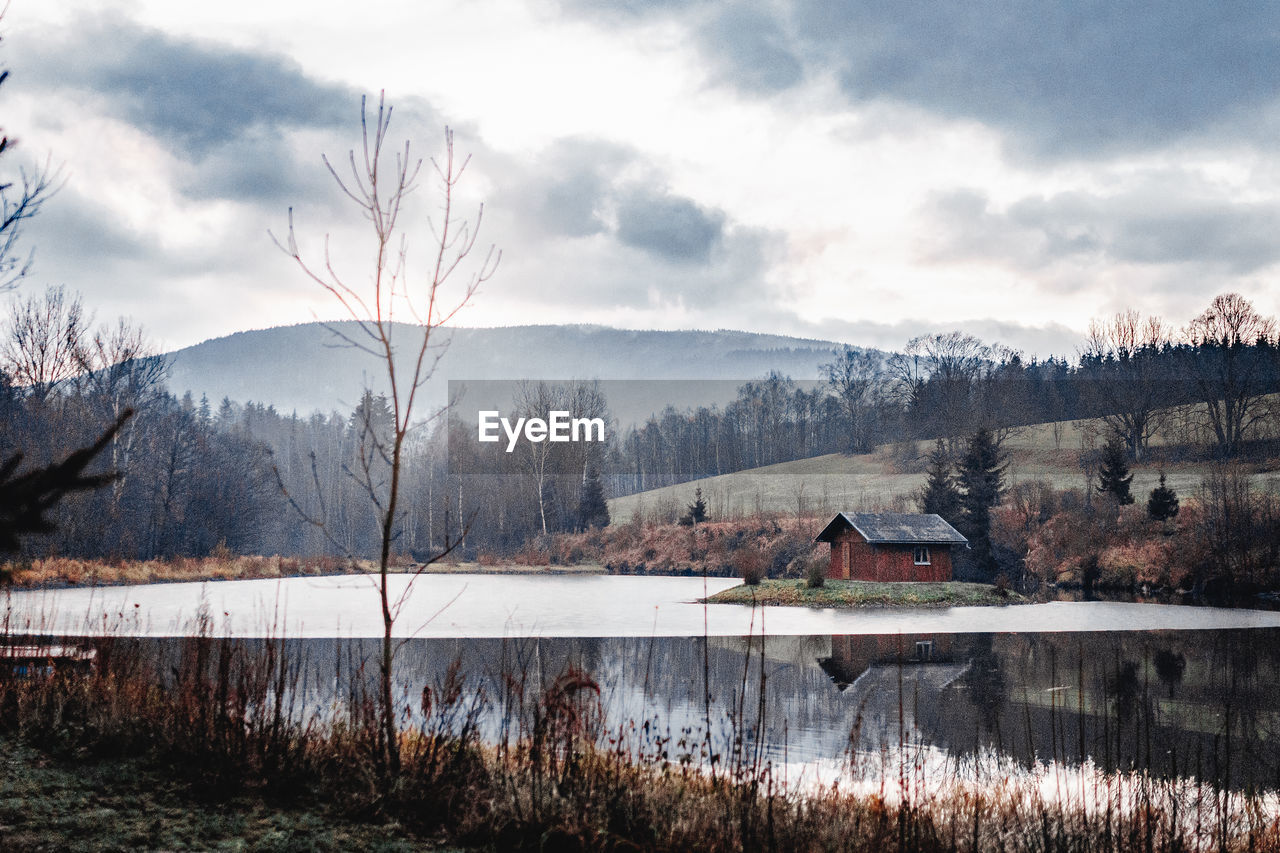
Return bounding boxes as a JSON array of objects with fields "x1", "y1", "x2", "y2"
[{"x1": 0, "y1": 554, "x2": 371, "y2": 588}]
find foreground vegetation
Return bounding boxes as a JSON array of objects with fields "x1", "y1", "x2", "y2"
[
  {"x1": 707, "y1": 578, "x2": 1023, "y2": 608},
  {"x1": 0, "y1": 738, "x2": 427, "y2": 851},
  {"x1": 1, "y1": 630, "x2": 1278, "y2": 851}
]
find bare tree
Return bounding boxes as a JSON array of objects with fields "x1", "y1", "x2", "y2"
[
  {"x1": 273, "y1": 93, "x2": 498, "y2": 778},
  {"x1": 78, "y1": 318, "x2": 168, "y2": 505},
  {"x1": 515, "y1": 380, "x2": 565, "y2": 536},
  {"x1": 1, "y1": 285, "x2": 90, "y2": 403},
  {"x1": 0, "y1": 12, "x2": 60, "y2": 288},
  {"x1": 887, "y1": 331, "x2": 997, "y2": 445},
  {"x1": 820, "y1": 345, "x2": 883, "y2": 453},
  {"x1": 1183, "y1": 293, "x2": 1277, "y2": 458},
  {"x1": 1080, "y1": 309, "x2": 1174, "y2": 461}
]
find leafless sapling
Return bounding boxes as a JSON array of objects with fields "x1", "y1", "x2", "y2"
[{"x1": 273, "y1": 92, "x2": 499, "y2": 778}]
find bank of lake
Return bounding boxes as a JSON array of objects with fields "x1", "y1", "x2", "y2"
[{"x1": 706, "y1": 578, "x2": 1025, "y2": 608}]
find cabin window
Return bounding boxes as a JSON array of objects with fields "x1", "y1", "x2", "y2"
[
  {"x1": 915, "y1": 640, "x2": 934, "y2": 661},
  {"x1": 913, "y1": 546, "x2": 930, "y2": 565}
]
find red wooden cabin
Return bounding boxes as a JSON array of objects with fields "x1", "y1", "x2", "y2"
[{"x1": 815, "y1": 512, "x2": 967, "y2": 582}]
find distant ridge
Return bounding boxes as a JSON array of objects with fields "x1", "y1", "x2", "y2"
[{"x1": 165, "y1": 322, "x2": 852, "y2": 417}]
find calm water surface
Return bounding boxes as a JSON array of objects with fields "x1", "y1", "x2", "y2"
[
  {"x1": 83, "y1": 629, "x2": 1280, "y2": 793},
  {"x1": 9, "y1": 574, "x2": 1280, "y2": 637},
  {"x1": 10, "y1": 575, "x2": 1280, "y2": 792}
]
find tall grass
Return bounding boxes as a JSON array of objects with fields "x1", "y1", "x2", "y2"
[{"x1": 0, "y1": 554, "x2": 377, "y2": 588}]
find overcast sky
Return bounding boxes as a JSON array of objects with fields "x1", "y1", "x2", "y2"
[{"x1": 5, "y1": 0, "x2": 1280, "y2": 358}]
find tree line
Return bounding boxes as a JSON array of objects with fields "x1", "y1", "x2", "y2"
[
  {"x1": 5, "y1": 285, "x2": 1280, "y2": 561},
  {"x1": 613, "y1": 293, "x2": 1280, "y2": 497}
]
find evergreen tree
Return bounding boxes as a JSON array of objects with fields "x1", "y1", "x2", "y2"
[
  {"x1": 1147, "y1": 472, "x2": 1179, "y2": 522},
  {"x1": 577, "y1": 466, "x2": 610, "y2": 530},
  {"x1": 1096, "y1": 435, "x2": 1134, "y2": 505},
  {"x1": 0, "y1": 410, "x2": 131, "y2": 556},
  {"x1": 919, "y1": 439, "x2": 961, "y2": 524},
  {"x1": 679, "y1": 487, "x2": 709, "y2": 526},
  {"x1": 956, "y1": 427, "x2": 1004, "y2": 576}
]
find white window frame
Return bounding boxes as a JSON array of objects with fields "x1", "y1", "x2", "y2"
[{"x1": 913, "y1": 546, "x2": 930, "y2": 565}]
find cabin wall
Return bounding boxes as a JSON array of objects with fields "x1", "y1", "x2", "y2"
[{"x1": 825, "y1": 529, "x2": 953, "y2": 581}]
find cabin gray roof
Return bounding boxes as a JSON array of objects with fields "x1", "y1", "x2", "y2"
[{"x1": 814, "y1": 512, "x2": 968, "y2": 545}]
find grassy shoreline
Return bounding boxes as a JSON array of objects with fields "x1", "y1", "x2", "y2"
[
  {"x1": 706, "y1": 578, "x2": 1026, "y2": 607},
  {"x1": 0, "y1": 556, "x2": 607, "y2": 590}
]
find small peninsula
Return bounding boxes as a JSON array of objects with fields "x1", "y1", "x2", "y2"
[{"x1": 706, "y1": 579, "x2": 1026, "y2": 608}]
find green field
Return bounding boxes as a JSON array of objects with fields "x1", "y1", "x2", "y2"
[{"x1": 608, "y1": 414, "x2": 1268, "y2": 523}]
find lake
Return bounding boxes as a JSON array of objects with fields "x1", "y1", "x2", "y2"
[
  {"x1": 8, "y1": 574, "x2": 1280, "y2": 794},
  {"x1": 9, "y1": 574, "x2": 1280, "y2": 637}
]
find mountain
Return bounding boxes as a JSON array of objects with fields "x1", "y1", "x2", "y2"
[{"x1": 165, "y1": 323, "x2": 851, "y2": 420}]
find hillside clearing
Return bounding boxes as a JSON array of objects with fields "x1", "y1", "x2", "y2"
[{"x1": 609, "y1": 414, "x2": 1279, "y2": 523}]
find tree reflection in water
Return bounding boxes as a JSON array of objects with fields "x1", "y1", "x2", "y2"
[{"x1": 108, "y1": 626, "x2": 1280, "y2": 792}]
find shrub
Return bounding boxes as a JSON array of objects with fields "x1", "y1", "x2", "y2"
[
  {"x1": 1081, "y1": 553, "x2": 1101, "y2": 589},
  {"x1": 805, "y1": 554, "x2": 826, "y2": 589},
  {"x1": 733, "y1": 548, "x2": 766, "y2": 586},
  {"x1": 766, "y1": 536, "x2": 810, "y2": 578}
]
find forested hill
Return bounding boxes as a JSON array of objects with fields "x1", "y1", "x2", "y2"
[{"x1": 165, "y1": 323, "x2": 845, "y2": 416}]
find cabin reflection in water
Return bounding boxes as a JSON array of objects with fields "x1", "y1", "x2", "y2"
[
  {"x1": 815, "y1": 634, "x2": 966, "y2": 754},
  {"x1": 820, "y1": 633, "x2": 960, "y2": 686}
]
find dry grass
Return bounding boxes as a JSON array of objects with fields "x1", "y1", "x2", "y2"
[
  {"x1": 608, "y1": 450, "x2": 923, "y2": 524},
  {"x1": 513, "y1": 516, "x2": 825, "y2": 578},
  {"x1": 0, "y1": 554, "x2": 389, "y2": 589},
  {"x1": 416, "y1": 561, "x2": 607, "y2": 575}
]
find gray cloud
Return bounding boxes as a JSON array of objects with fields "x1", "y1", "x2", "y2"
[
  {"x1": 561, "y1": 1, "x2": 1280, "y2": 159},
  {"x1": 924, "y1": 178, "x2": 1280, "y2": 276},
  {"x1": 700, "y1": 5, "x2": 803, "y2": 94},
  {"x1": 557, "y1": 0, "x2": 712, "y2": 21},
  {"x1": 23, "y1": 187, "x2": 151, "y2": 269},
  {"x1": 500, "y1": 137, "x2": 736, "y2": 268},
  {"x1": 510, "y1": 138, "x2": 635, "y2": 238},
  {"x1": 177, "y1": 129, "x2": 333, "y2": 205},
  {"x1": 487, "y1": 218, "x2": 779, "y2": 316},
  {"x1": 20, "y1": 18, "x2": 354, "y2": 159},
  {"x1": 615, "y1": 186, "x2": 725, "y2": 263},
  {"x1": 9, "y1": 17, "x2": 404, "y2": 210},
  {"x1": 482, "y1": 134, "x2": 782, "y2": 321}
]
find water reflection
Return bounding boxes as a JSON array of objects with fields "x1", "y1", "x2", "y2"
[{"x1": 90, "y1": 627, "x2": 1280, "y2": 791}]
